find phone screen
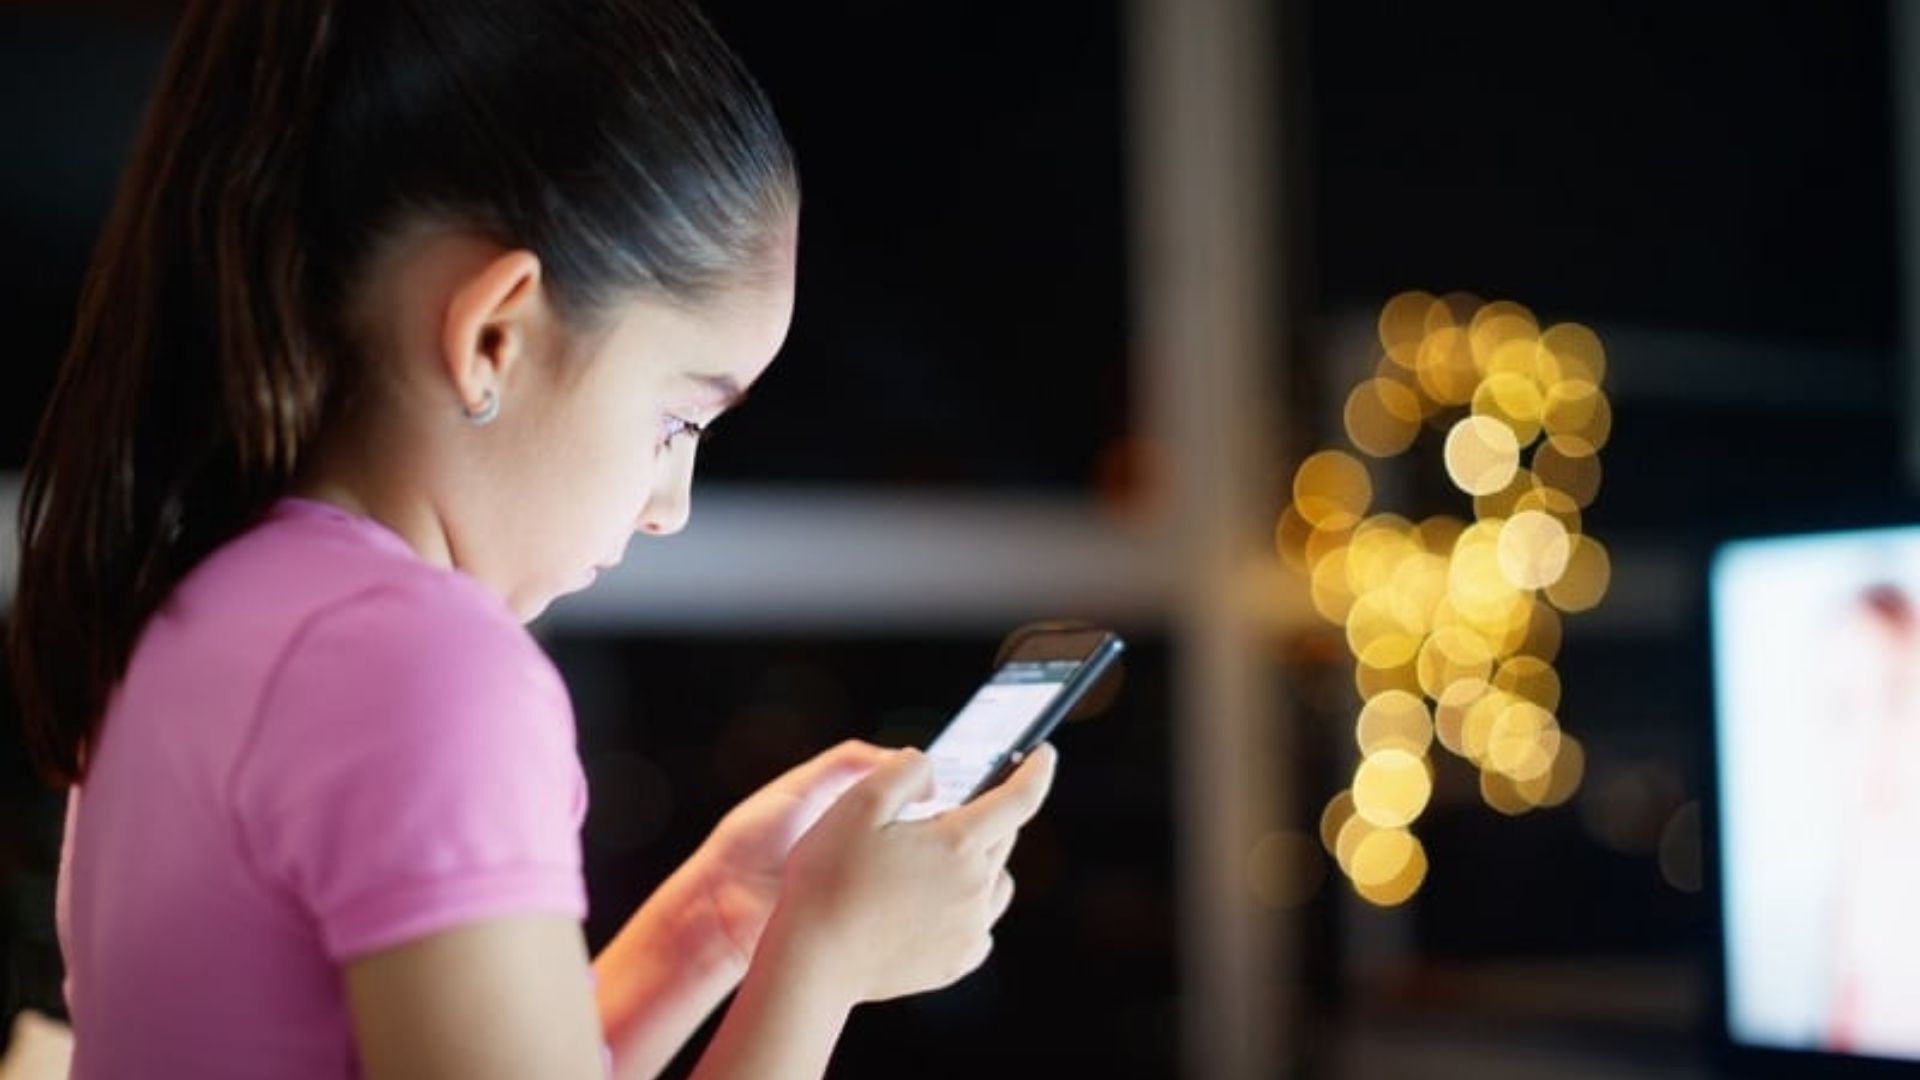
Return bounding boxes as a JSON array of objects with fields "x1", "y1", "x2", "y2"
[{"x1": 894, "y1": 657, "x2": 1085, "y2": 822}]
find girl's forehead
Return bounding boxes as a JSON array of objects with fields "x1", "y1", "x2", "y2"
[{"x1": 600, "y1": 274, "x2": 793, "y2": 381}]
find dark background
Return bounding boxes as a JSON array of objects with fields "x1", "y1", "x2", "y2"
[{"x1": 2, "y1": 2, "x2": 1910, "y2": 1076}]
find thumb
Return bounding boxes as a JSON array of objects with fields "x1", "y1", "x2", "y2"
[{"x1": 849, "y1": 748, "x2": 935, "y2": 825}]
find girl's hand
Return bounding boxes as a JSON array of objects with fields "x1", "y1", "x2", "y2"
[
  {"x1": 768, "y1": 742, "x2": 1059, "y2": 1004},
  {"x1": 687, "y1": 739, "x2": 895, "y2": 969}
]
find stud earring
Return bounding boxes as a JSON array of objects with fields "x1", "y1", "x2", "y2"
[{"x1": 462, "y1": 387, "x2": 500, "y2": 426}]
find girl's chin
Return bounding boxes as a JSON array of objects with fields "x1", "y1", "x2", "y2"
[{"x1": 514, "y1": 568, "x2": 599, "y2": 625}]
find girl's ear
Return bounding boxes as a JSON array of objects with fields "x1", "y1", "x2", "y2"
[{"x1": 439, "y1": 246, "x2": 545, "y2": 414}]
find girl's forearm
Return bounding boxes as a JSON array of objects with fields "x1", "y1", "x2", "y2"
[
  {"x1": 686, "y1": 910, "x2": 854, "y2": 1080},
  {"x1": 593, "y1": 862, "x2": 748, "y2": 1080}
]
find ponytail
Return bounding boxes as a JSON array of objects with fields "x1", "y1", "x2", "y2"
[{"x1": 8, "y1": 1, "x2": 344, "y2": 786}]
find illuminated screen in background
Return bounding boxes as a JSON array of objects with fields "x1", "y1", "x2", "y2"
[
  {"x1": 1712, "y1": 527, "x2": 1920, "y2": 1062},
  {"x1": 895, "y1": 659, "x2": 1081, "y2": 823}
]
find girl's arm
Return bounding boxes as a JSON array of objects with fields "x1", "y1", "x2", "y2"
[
  {"x1": 591, "y1": 858, "x2": 750, "y2": 1079},
  {"x1": 592, "y1": 854, "x2": 857, "y2": 1080},
  {"x1": 344, "y1": 896, "x2": 851, "y2": 1080},
  {"x1": 683, "y1": 906, "x2": 854, "y2": 1080},
  {"x1": 345, "y1": 915, "x2": 607, "y2": 1080}
]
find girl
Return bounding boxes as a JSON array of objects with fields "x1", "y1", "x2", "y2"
[{"x1": 6, "y1": 1, "x2": 1057, "y2": 1077}]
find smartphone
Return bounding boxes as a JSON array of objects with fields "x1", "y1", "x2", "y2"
[{"x1": 894, "y1": 627, "x2": 1126, "y2": 822}]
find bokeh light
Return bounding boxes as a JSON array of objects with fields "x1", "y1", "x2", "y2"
[
  {"x1": 1351, "y1": 747, "x2": 1433, "y2": 828},
  {"x1": 1294, "y1": 450, "x2": 1373, "y2": 531},
  {"x1": 1356, "y1": 690, "x2": 1434, "y2": 757},
  {"x1": 1418, "y1": 327, "x2": 1481, "y2": 405},
  {"x1": 1444, "y1": 416, "x2": 1521, "y2": 495},
  {"x1": 1353, "y1": 835, "x2": 1428, "y2": 906},
  {"x1": 1515, "y1": 733, "x2": 1584, "y2": 809},
  {"x1": 1657, "y1": 801, "x2": 1704, "y2": 894},
  {"x1": 1378, "y1": 290, "x2": 1439, "y2": 363},
  {"x1": 1246, "y1": 829, "x2": 1328, "y2": 909},
  {"x1": 1286, "y1": 292, "x2": 1610, "y2": 902},
  {"x1": 1348, "y1": 826, "x2": 1420, "y2": 887},
  {"x1": 1492, "y1": 655, "x2": 1563, "y2": 712},
  {"x1": 1345, "y1": 378, "x2": 1425, "y2": 457},
  {"x1": 1472, "y1": 372, "x2": 1545, "y2": 447},
  {"x1": 1485, "y1": 701, "x2": 1560, "y2": 782},
  {"x1": 1545, "y1": 535, "x2": 1612, "y2": 613},
  {"x1": 1539, "y1": 322, "x2": 1607, "y2": 385},
  {"x1": 1531, "y1": 436, "x2": 1603, "y2": 508},
  {"x1": 1541, "y1": 379, "x2": 1612, "y2": 453},
  {"x1": 1496, "y1": 509, "x2": 1572, "y2": 590}
]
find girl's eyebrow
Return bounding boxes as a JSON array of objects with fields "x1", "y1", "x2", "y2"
[{"x1": 691, "y1": 373, "x2": 747, "y2": 409}]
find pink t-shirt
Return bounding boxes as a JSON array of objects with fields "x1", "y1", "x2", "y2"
[{"x1": 55, "y1": 495, "x2": 600, "y2": 1077}]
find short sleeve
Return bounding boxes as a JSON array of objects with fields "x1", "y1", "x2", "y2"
[{"x1": 230, "y1": 577, "x2": 589, "y2": 963}]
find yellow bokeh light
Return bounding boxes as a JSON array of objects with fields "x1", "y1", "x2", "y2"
[
  {"x1": 1435, "y1": 290, "x2": 1484, "y2": 329},
  {"x1": 1348, "y1": 825, "x2": 1420, "y2": 887},
  {"x1": 1417, "y1": 326, "x2": 1481, "y2": 405},
  {"x1": 1433, "y1": 676, "x2": 1488, "y2": 757},
  {"x1": 1472, "y1": 372, "x2": 1545, "y2": 447},
  {"x1": 1304, "y1": 518, "x2": 1352, "y2": 572},
  {"x1": 1286, "y1": 293, "x2": 1606, "y2": 881},
  {"x1": 1444, "y1": 416, "x2": 1521, "y2": 496},
  {"x1": 1442, "y1": 590, "x2": 1534, "y2": 659},
  {"x1": 1473, "y1": 468, "x2": 1538, "y2": 521},
  {"x1": 1516, "y1": 597, "x2": 1563, "y2": 661},
  {"x1": 1513, "y1": 484, "x2": 1583, "y2": 538},
  {"x1": 1492, "y1": 655, "x2": 1563, "y2": 712},
  {"x1": 1460, "y1": 687, "x2": 1518, "y2": 762},
  {"x1": 1479, "y1": 767, "x2": 1535, "y2": 816},
  {"x1": 1274, "y1": 507, "x2": 1313, "y2": 575},
  {"x1": 1470, "y1": 305, "x2": 1538, "y2": 359},
  {"x1": 1514, "y1": 732, "x2": 1584, "y2": 808},
  {"x1": 1345, "y1": 517, "x2": 1419, "y2": 595},
  {"x1": 1496, "y1": 509, "x2": 1573, "y2": 590},
  {"x1": 1389, "y1": 552, "x2": 1449, "y2": 633},
  {"x1": 1531, "y1": 435, "x2": 1603, "y2": 508},
  {"x1": 1415, "y1": 515, "x2": 1466, "y2": 555},
  {"x1": 1357, "y1": 690, "x2": 1434, "y2": 757},
  {"x1": 1379, "y1": 290, "x2": 1440, "y2": 357},
  {"x1": 1309, "y1": 546, "x2": 1356, "y2": 623},
  {"x1": 1352, "y1": 748, "x2": 1433, "y2": 828},
  {"x1": 1469, "y1": 313, "x2": 1540, "y2": 376},
  {"x1": 1345, "y1": 378, "x2": 1425, "y2": 457},
  {"x1": 1346, "y1": 590, "x2": 1424, "y2": 670},
  {"x1": 1374, "y1": 355, "x2": 1441, "y2": 418},
  {"x1": 1355, "y1": 654, "x2": 1423, "y2": 701},
  {"x1": 1334, "y1": 811, "x2": 1377, "y2": 873},
  {"x1": 1485, "y1": 337, "x2": 1556, "y2": 400},
  {"x1": 1319, "y1": 790, "x2": 1355, "y2": 854},
  {"x1": 1539, "y1": 322, "x2": 1607, "y2": 386},
  {"x1": 1541, "y1": 380, "x2": 1612, "y2": 454},
  {"x1": 1353, "y1": 834, "x2": 1428, "y2": 906},
  {"x1": 1417, "y1": 624, "x2": 1495, "y2": 698},
  {"x1": 1447, "y1": 526, "x2": 1529, "y2": 625},
  {"x1": 1469, "y1": 299, "x2": 1538, "y2": 337},
  {"x1": 1544, "y1": 535, "x2": 1611, "y2": 613},
  {"x1": 1486, "y1": 701, "x2": 1561, "y2": 782},
  {"x1": 1293, "y1": 450, "x2": 1372, "y2": 531}
]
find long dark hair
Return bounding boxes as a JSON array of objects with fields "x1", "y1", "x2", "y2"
[{"x1": 8, "y1": 0, "x2": 798, "y2": 787}]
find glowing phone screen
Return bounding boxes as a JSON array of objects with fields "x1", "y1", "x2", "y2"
[{"x1": 894, "y1": 659, "x2": 1081, "y2": 822}]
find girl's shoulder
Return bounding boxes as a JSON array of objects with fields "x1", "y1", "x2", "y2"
[{"x1": 168, "y1": 496, "x2": 542, "y2": 668}]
